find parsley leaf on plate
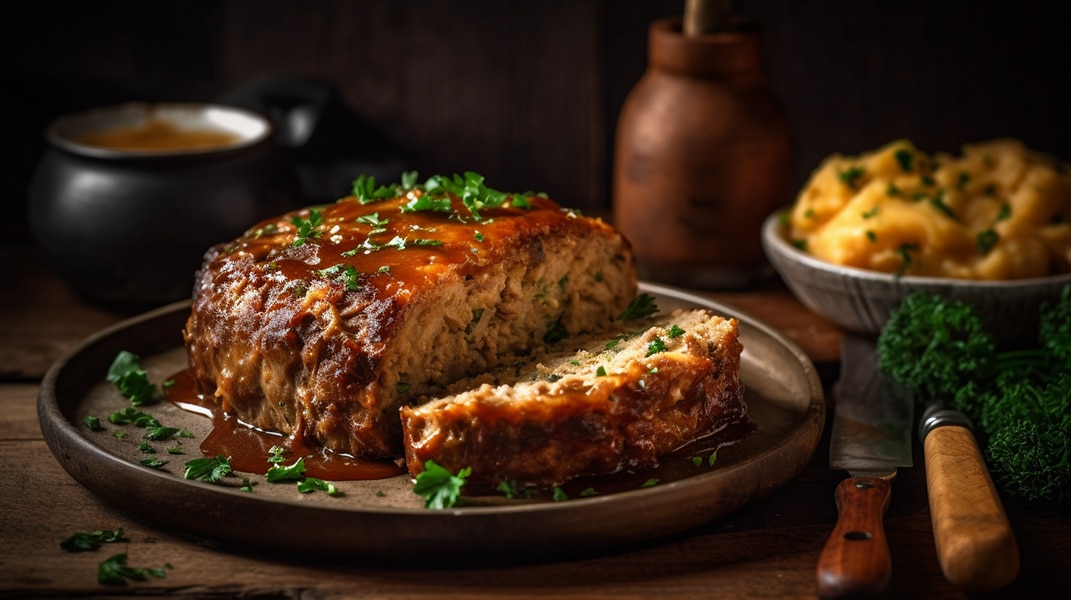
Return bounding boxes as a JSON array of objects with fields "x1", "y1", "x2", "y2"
[{"x1": 413, "y1": 460, "x2": 471, "y2": 509}]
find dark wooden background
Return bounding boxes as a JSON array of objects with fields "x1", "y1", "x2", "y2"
[{"x1": 3, "y1": 0, "x2": 1070, "y2": 245}]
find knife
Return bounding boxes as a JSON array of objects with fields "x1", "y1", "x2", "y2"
[
  {"x1": 816, "y1": 332, "x2": 913, "y2": 598},
  {"x1": 918, "y1": 403, "x2": 1020, "y2": 591}
]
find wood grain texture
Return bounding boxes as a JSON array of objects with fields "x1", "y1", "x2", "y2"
[
  {"x1": 924, "y1": 425, "x2": 1020, "y2": 592},
  {"x1": 815, "y1": 475, "x2": 893, "y2": 598}
]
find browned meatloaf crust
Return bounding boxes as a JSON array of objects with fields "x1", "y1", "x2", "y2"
[
  {"x1": 183, "y1": 187, "x2": 637, "y2": 459},
  {"x1": 401, "y1": 309, "x2": 746, "y2": 487}
]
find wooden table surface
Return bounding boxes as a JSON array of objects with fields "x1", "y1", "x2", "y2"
[{"x1": 1, "y1": 244, "x2": 1067, "y2": 599}]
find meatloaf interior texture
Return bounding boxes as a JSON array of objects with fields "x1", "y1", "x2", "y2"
[
  {"x1": 183, "y1": 182, "x2": 637, "y2": 459},
  {"x1": 401, "y1": 309, "x2": 747, "y2": 487}
]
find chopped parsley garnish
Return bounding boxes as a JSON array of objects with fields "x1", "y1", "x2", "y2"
[
  {"x1": 957, "y1": 172, "x2": 971, "y2": 190},
  {"x1": 97, "y1": 552, "x2": 172, "y2": 586},
  {"x1": 894, "y1": 243, "x2": 920, "y2": 277},
  {"x1": 543, "y1": 321, "x2": 568, "y2": 344},
  {"x1": 352, "y1": 174, "x2": 400, "y2": 205},
  {"x1": 496, "y1": 479, "x2": 533, "y2": 499},
  {"x1": 691, "y1": 450, "x2": 718, "y2": 467},
  {"x1": 139, "y1": 457, "x2": 167, "y2": 469},
  {"x1": 996, "y1": 204, "x2": 1011, "y2": 221},
  {"x1": 183, "y1": 455, "x2": 233, "y2": 483},
  {"x1": 354, "y1": 171, "x2": 541, "y2": 222},
  {"x1": 297, "y1": 477, "x2": 341, "y2": 496},
  {"x1": 838, "y1": 166, "x2": 866, "y2": 189},
  {"x1": 317, "y1": 263, "x2": 361, "y2": 291},
  {"x1": 143, "y1": 426, "x2": 181, "y2": 441},
  {"x1": 886, "y1": 182, "x2": 901, "y2": 197},
  {"x1": 413, "y1": 460, "x2": 470, "y2": 509},
  {"x1": 579, "y1": 487, "x2": 598, "y2": 497},
  {"x1": 667, "y1": 324, "x2": 685, "y2": 338},
  {"x1": 895, "y1": 149, "x2": 915, "y2": 172},
  {"x1": 137, "y1": 440, "x2": 155, "y2": 454},
  {"x1": 384, "y1": 236, "x2": 443, "y2": 250},
  {"x1": 401, "y1": 193, "x2": 452, "y2": 213},
  {"x1": 866, "y1": 230, "x2": 877, "y2": 243},
  {"x1": 265, "y1": 458, "x2": 307, "y2": 482},
  {"x1": 473, "y1": 231, "x2": 485, "y2": 242},
  {"x1": 929, "y1": 190, "x2": 956, "y2": 219},
  {"x1": 60, "y1": 528, "x2": 127, "y2": 552},
  {"x1": 596, "y1": 366, "x2": 607, "y2": 377},
  {"x1": 641, "y1": 478, "x2": 659, "y2": 488},
  {"x1": 290, "y1": 208, "x2": 324, "y2": 247},
  {"x1": 862, "y1": 206, "x2": 880, "y2": 219},
  {"x1": 356, "y1": 212, "x2": 389, "y2": 233},
  {"x1": 552, "y1": 487, "x2": 568, "y2": 501},
  {"x1": 267, "y1": 445, "x2": 287, "y2": 464},
  {"x1": 106, "y1": 351, "x2": 157, "y2": 406},
  {"x1": 646, "y1": 337, "x2": 667, "y2": 357},
  {"x1": 618, "y1": 293, "x2": 658, "y2": 320},
  {"x1": 108, "y1": 407, "x2": 160, "y2": 428},
  {"x1": 977, "y1": 229, "x2": 1000, "y2": 255},
  {"x1": 84, "y1": 415, "x2": 104, "y2": 431}
]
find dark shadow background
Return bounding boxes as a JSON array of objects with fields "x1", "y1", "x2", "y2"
[{"x1": 3, "y1": 0, "x2": 1069, "y2": 245}]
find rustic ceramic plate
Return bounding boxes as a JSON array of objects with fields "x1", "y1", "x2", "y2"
[{"x1": 38, "y1": 282, "x2": 824, "y2": 561}]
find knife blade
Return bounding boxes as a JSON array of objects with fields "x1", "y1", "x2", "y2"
[
  {"x1": 816, "y1": 332, "x2": 913, "y2": 598},
  {"x1": 918, "y1": 403, "x2": 1020, "y2": 591}
]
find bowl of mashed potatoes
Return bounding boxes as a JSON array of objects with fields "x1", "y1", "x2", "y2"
[{"x1": 762, "y1": 138, "x2": 1071, "y2": 342}]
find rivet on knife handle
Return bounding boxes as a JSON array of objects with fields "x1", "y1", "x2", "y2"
[
  {"x1": 922, "y1": 417, "x2": 1020, "y2": 591},
  {"x1": 816, "y1": 474, "x2": 894, "y2": 598}
]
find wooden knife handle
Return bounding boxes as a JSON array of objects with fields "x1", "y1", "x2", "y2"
[
  {"x1": 816, "y1": 475, "x2": 893, "y2": 598},
  {"x1": 923, "y1": 424, "x2": 1019, "y2": 591}
]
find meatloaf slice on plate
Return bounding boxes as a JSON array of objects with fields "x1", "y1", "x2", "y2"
[{"x1": 401, "y1": 309, "x2": 747, "y2": 488}]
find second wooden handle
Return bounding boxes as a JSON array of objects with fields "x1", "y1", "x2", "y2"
[
  {"x1": 816, "y1": 475, "x2": 893, "y2": 598},
  {"x1": 923, "y1": 425, "x2": 1020, "y2": 591}
]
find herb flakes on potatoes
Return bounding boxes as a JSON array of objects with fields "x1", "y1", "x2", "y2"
[{"x1": 786, "y1": 138, "x2": 1071, "y2": 279}]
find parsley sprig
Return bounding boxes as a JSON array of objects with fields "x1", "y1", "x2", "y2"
[
  {"x1": 97, "y1": 553, "x2": 172, "y2": 586},
  {"x1": 413, "y1": 460, "x2": 470, "y2": 509},
  {"x1": 106, "y1": 351, "x2": 157, "y2": 406},
  {"x1": 617, "y1": 293, "x2": 659, "y2": 320},
  {"x1": 351, "y1": 171, "x2": 543, "y2": 221},
  {"x1": 290, "y1": 208, "x2": 324, "y2": 246},
  {"x1": 60, "y1": 528, "x2": 128, "y2": 552}
]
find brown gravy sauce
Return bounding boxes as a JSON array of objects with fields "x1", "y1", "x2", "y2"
[
  {"x1": 166, "y1": 368, "x2": 754, "y2": 493},
  {"x1": 74, "y1": 118, "x2": 240, "y2": 151},
  {"x1": 165, "y1": 369, "x2": 404, "y2": 481}
]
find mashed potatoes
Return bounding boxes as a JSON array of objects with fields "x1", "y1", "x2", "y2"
[{"x1": 786, "y1": 139, "x2": 1071, "y2": 280}]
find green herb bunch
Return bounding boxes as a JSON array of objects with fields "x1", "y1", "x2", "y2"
[
  {"x1": 352, "y1": 171, "x2": 545, "y2": 221},
  {"x1": 876, "y1": 286, "x2": 1071, "y2": 508}
]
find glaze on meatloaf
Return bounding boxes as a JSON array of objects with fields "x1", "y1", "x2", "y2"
[
  {"x1": 183, "y1": 178, "x2": 637, "y2": 459},
  {"x1": 401, "y1": 309, "x2": 746, "y2": 487}
]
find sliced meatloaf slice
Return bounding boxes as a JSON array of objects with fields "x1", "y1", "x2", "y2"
[
  {"x1": 400, "y1": 309, "x2": 747, "y2": 488},
  {"x1": 183, "y1": 187, "x2": 637, "y2": 459}
]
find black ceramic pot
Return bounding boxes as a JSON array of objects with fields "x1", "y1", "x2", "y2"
[{"x1": 28, "y1": 102, "x2": 305, "y2": 310}]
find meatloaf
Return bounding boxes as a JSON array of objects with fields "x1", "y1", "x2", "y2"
[
  {"x1": 183, "y1": 177, "x2": 637, "y2": 459},
  {"x1": 401, "y1": 309, "x2": 746, "y2": 488}
]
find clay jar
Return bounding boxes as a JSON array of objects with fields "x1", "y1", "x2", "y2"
[
  {"x1": 613, "y1": 16, "x2": 790, "y2": 289},
  {"x1": 28, "y1": 102, "x2": 304, "y2": 310}
]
